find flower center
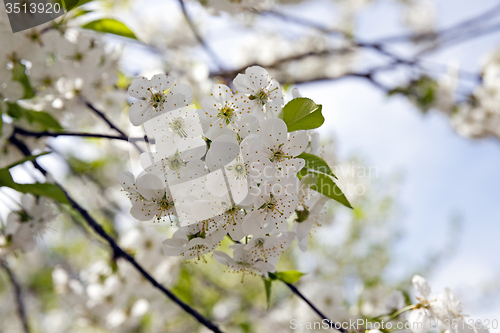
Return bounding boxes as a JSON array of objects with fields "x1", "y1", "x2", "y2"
[
  {"x1": 226, "y1": 157, "x2": 247, "y2": 180},
  {"x1": 260, "y1": 195, "x2": 283, "y2": 215},
  {"x1": 217, "y1": 106, "x2": 235, "y2": 125},
  {"x1": 270, "y1": 146, "x2": 289, "y2": 163},
  {"x1": 149, "y1": 91, "x2": 165, "y2": 109},
  {"x1": 165, "y1": 151, "x2": 188, "y2": 177},
  {"x1": 249, "y1": 90, "x2": 269, "y2": 105},
  {"x1": 169, "y1": 117, "x2": 187, "y2": 138},
  {"x1": 158, "y1": 195, "x2": 175, "y2": 211}
]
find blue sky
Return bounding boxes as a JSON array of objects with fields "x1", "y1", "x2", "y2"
[{"x1": 294, "y1": 0, "x2": 500, "y2": 323}]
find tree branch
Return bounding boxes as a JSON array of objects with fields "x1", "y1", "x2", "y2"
[
  {"x1": 178, "y1": 0, "x2": 225, "y2": 70},
  {"x1": 375, "y1": 2, "x2": 500, "y2": 44},
  {"x1": 1, "y1": 262, "x2": 30, "y2": 333},
  {"x1": 285, "y1": 282, "x2": 347, "y2": 333},
  {"x1": 12, "y1": 126, "x2": 147, "y2": 143},
  {"x1": 8, "y1": 135, "x2": 223, "y2": 333},
  {"x1": 81, "y1": 99, "x2": 144, "y2": 153},
  {"x1": 229, "y1": 237, "x2": 345, "y2": 331}
]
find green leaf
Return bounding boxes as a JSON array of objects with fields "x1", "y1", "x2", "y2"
[
  {"x1": 282, "y1": 98, "x2": 325, "y2": 132},
  {"x1": 23, "y1": 110, "x2": 63, "y2": 131},
  {"x1": 62, "y1": 0, "x2": 93, "y2": 12},
  {"x1": 71, "y1": 8, "x2": 93, "y2": 18},
  {"x1": 268, "y1": 270, "x2": 305, "y2": 284},
  {"x1": 16, "y1": 183, "x2": 69, "y2": 204},
  {"x1": 297, "y1": 153, "x2": 337, "y2": 179},
  {"x1": 11, "y1": 63, "x2": 34, "y2": 99},
  {"x1": 263, "y1": 277, "x2": 272, "y2": 310},
  {"x1": 310, "y1": 173, "x2": 352, "y2": 209},
  {"x1": 5, "y1": 152, "x2": 50, "y2": 169},
  {"x1": 0, "y1": 160, "x2": 68, "y2": 204},
  {"x1": 6, "y1": 102, "x2": 23, "y2": 120},
  {"x1": 82, "y1": 19, "x2": 138, "y2": 40},
  {"x1": 6, "y1": 103, "x2": 63, "y2": 131},
  {"x1": 0, "y1": 168, "x2": 18, "y2": 189},
  {"x1": 0, "y1": 107, "x2": 3, "y2": 137},
  {"x1": 389, "y1": 75, "x2": 438, "y2": 112}
]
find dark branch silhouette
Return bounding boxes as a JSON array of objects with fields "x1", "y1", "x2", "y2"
[
  {"x1": 12, "y1": 126, "x2": 147, "y2": 142},
  {"x1": 178, "y1": 0, "x2": 226, "y2": 70},
  {"x1": 81, "y1": 99, "x2": 144, "y2": 153},
  {"x1": 1, "y1": 262, "x2": 30, "y2": 333},
  {"x1": 8, "y1": 134, "x2": 223, "y2": 333}
]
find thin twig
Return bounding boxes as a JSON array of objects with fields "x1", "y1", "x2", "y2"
[
  {"x1": 13, "y1": 127, "x2": 147, "y2": 143},
  {"x1": 285, "y1": 282, "x2": 348, "y2": 333},
  {"x1": 8, "y1": 135, "x2": 223, "y2": 333},
  {"x1": 257, "y1": 9, "x2": 345, "y2": 36},
  {"x1": 375, "y1": 2, "x2": 500, "y2": 44},
  {"x1": 1, "y1": 262, "x2": 30, "y2": 333},
  {"x1": 210, "y1": 47, "x2": 357, "y2": 79},
  {"x1": 81, "y1": 98, "x2": 144, "y2": 153},
  {"x1": 229, "y1": 237, "x2": 345, "y2": 330},
  {"x1": 286, "y1": 72, "x2": 391, "y2": 93},
  {"x1": 178, "y1": 0, "x2": 225, "y2": 70},
  {"x1": 416, "y1": 21, "x2": 500, "y2": 57}
]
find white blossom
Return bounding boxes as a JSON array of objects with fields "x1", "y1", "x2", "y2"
[{"x1": 127, "y1": 74, "x2": 192, "y2": 126}]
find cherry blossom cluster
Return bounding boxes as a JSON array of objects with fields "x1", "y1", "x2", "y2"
[
  {"x1": 0, "y1": 17, "x2": 125, "y2": 167},
  {"x1": 120, "y1": 66, "x2": 330, "y2": 277}
]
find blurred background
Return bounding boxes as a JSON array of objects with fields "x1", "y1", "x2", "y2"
[{"x1": 0, "y1": 0, "x2": 499, "y2": 332}]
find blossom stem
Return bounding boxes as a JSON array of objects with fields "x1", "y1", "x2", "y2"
[
  {"x1": 386, "y1": 304, "x2": 417, "y2": 321},
  {"x1": 1, "y1": 262, "x2": 30, "y2": 333},
  {"x1": 8, "y1": 135, "x2": 224, "y2": 333}
]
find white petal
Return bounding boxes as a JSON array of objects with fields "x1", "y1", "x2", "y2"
[
  {"x1": 213, "y1": 251, "x2": 233, "y2": 266},
  {"x1": 128, "y1": 76, "x2": 150, "y2": 98},
  {"x1": 150, "y1": 74, "x2": 174, "y2": 92},
  {"x1": 412, "y1": 274, "x2": 431, "y2": 297},
  {"x1": 259, "y1": 117, "x2": 287, "y2": 149},
  {"x1": 129, "y1": 100, "x2": 153, "y2": 126},
  {"x1": 282, "y1": 130, "x2": 308, "y2": 157}
]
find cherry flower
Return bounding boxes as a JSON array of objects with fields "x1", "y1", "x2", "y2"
[
  {"x1": 243, "y1": 232, "x2": 295, "y2": 267},
  {"x1": 199, "y1": 84, "x2": 254, "y2": 139},
  {"x1": 242, "y1": 175, "x2": 300, "y2": 235},
  {"x1": 118, "y1": 172, "x2": 176, "y2": 222},
  {"x1": 293, "y1": 174, "x2": 330, "y2": 251},
  {"x1": 1, "y1": 194, "x2": 56, "y2": 256},
  {"x1": 205, "y1": 135, "x2": 251, "y2": 205},
  {"x1": 408, "y1": 275, "x2": 467, "y2": 333},
  {"x1": 258, "y1": 117, "x2": 308, "y2": 177},
  {"x1": 144, "y1": 107, "x2": 206, "y2": 156},
  {"x1": 233, "y1": 66, "x2": 284, "y2": 118},
  {"x1": 141, "y1": 145, "x2": 207, "y2": 184},
  {"x1": 127, "y1": 74, "x2": 192, "y2": 126},
  {"x1": 239, "y1": 134, "x2": 276, "y2": 206},
  {"x1": 213, "y1": 244, "x2": 276, "y2": 278},
  {"x1": 206, "y1": 206, "x2": 246, "y2": 241},
  {"x1": 162, "y1": 226, "x2": 225, "y2": 261}
]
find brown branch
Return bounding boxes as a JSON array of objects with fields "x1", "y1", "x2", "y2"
[
  {"x1": 1, "y1": 262, "x2": 30, "y2": 333},
  {"x1": 13, "y1": 126, "x2": 147, "y2": 143},
  {"x1": 81, "y1": 99, "x2": 144, "y2": 153}
]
